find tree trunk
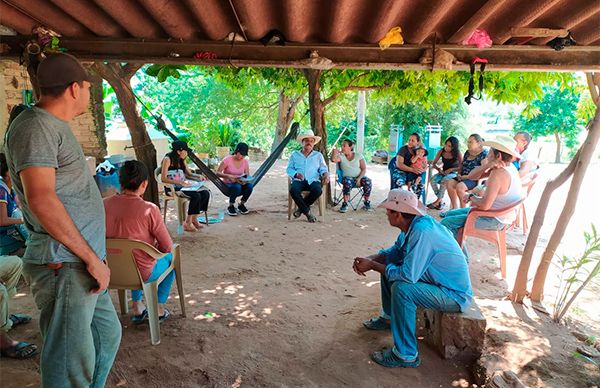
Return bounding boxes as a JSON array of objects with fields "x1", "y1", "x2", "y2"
[
  {"x1": 303, "y1": 69, "x2": 328, "y2": 162},
  {"x1": 88, "y1": 74, "x2": 108, "y2": 161},
  {"x1": 271, "y1": 90, "x2": 302, "y2": 154},
  {"x1": 510, "y1": 150, "x2": 580, "y2": 302},
  {"x1": 554, "y1": 132, "x2": 562, "y2": 163},
  {"x1": 91, "y1": 63, "x2": 159, "y2": 206},
  {"x1": 529, "y1": 106, "x2": 600, "y2": 301},
  {"x1": 510, "y1": 73, "x2": 600, "y2": 303}
]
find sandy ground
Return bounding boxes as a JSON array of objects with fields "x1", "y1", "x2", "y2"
[{"x1": 2, "y1": 160, "x2": 599, "y2": 387}]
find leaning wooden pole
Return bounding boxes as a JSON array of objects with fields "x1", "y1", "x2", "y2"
[
  {"x1": 510, "y1": 73, "x2": 600, "y2": 303},
  {"x1": 529, "y1": 75, "x2": 600, "y2": 301}
]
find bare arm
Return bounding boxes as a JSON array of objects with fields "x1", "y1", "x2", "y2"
[
  {"x1": 0, "y1": 203, "x2": 23, "y2": 226},
  {"x1": 431, "y1": 150, "x2": 442, "y2": 171},
  {"x1": 331, "y1": 148, "x2": 341, "y2": 163},
  {"x1": 160, "y1": 158, "x2": 182, "y2": 186},
  {"x1": 183, "y1": 161, "x2": 205, "y2": 181},
  {"x1": 216, "y1": 160, "x2": 240, "y2": 180},
  {"x1": 356, "y1": 159, "x2": 367, "y2": 183},
  {"x1": 518, "y1": 161, "x2": 536, "y2": 177},
  {"x1": 470, "y1": 169, "x2": 504, "y2": 210},
  {"x1": 20, "y1": 167, "x2": 109, "y2": 292},
  {"x1": 396, "y1": 155, "x2": 415, "y2": 173}
]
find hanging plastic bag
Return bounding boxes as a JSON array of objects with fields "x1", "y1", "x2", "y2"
[
  {"x1": 463, "y1": 29, "x2": 493, "y2": 49},
  {"x1": 379, "y1": 27, "x2": 404, "y2": 50}
]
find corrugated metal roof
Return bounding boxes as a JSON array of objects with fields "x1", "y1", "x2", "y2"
[
  {"x1": 1, "y1": 0, "x2": 598, "y2": 45},
  {"x1": 0, "y1": 1, "x2": 599, "y2": 70}
]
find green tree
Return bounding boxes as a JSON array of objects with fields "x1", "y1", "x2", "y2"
[{"x1": 514, "y1": 84, "x2": 583, "y2": 163}]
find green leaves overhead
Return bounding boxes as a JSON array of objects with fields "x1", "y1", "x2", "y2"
[{"x1": 145, "y1": 64, "x2": 189, "y2": 82}]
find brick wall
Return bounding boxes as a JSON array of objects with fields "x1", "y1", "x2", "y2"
[{"x1": 0, "y1": 60, "x2": 106, "y2": 160}]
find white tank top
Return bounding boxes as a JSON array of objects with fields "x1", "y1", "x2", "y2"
[{"x1": 491, "y1": 164, "x2": 524, "y2": 224}]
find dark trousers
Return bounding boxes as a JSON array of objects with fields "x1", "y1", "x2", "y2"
[
  {"x1": 226, "y1": 183, "x2": 254, "y2": 204},
  {"x1": 290, "y1": 180, "x2": 322, "y2": 215},
  {"x1": 180, "y1": 190, "x2": 210, "y2": 215}
]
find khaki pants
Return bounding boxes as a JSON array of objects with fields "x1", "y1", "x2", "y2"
[{"x1": 0, "y1": 255, "x2": 23, "y2": 332}]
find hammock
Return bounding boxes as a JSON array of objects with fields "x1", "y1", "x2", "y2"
[{"x1": 156, "y1": 117, "x2": 299, "y2": 197}]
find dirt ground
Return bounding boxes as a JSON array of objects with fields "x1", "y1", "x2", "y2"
[{"x1": 2, "y1": 160, "x2": 599, "y2": 387}]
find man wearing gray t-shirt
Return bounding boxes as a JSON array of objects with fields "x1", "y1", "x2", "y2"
[{"x1": 4, "y1": 54, "x2": 121, "y2": 387}]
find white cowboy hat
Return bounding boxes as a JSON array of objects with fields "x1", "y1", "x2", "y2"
[
  {"x1": 296, "y1": 130, "x2": 322, "y2": 145},
  {"x1": 378, "y1": 189, "x2": 427, "y2": 216},
  {"x1": 483, "y1": 136, "x2": 522, "y2": 159}
]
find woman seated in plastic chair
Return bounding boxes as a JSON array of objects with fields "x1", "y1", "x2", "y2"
[
  {"x1": 161, "y1": 140, "x2": 210, "y2": 232},
  {"x1": 0, "y1": 153, "x2": 28, "y2": 255},
  {"x1": 389, "y1": 132, "x2": 427, "y2": 200},
  {"x1": 331, "y1": 139, "x2": 372, "y2": 212},
  {"x1": 216, "y1": 142, "x2": 253, "y2": 216},
  {"x1": 514, "y1": 131, "x2": 539, "y2": 178},
  {"x1": 427, "y1": 136, "x2": 462, "y2": 210},
  {"x1": 104, "y1": 160, "x2": 174, "y2": 323},
  {"x1": 440, "y1": 138, "x2": 524, "y2": 240},
  {"x1": 444, "y1": 134, "x2": 488, "y2": 210}
]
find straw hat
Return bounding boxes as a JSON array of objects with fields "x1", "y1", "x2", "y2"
[
  {"x1": 297, "y1": 130, "x2": 322, "y2": 145},
  {"x1": 482, "y1": 136, "x2": 521, "y2": 159},
  {"x1": 378, "y1": 189, "x2": 427, "y2": 216}
]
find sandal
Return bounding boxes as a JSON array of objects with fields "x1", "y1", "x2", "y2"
[
  {"x1": 9, "y1": 313, "x2": 32, "y2": 327},
  {"x1": 293, "y1": 210, "x2": 302, "y2": 219},
  {"x1": 1, "y1": 342, "x2": 38, "y2": 360},
  {"x1": 131, "y1": 309, "x2": 148, "y2": 325},
  {"x1": 159, "y1": 308, "x2": 171, "y2": 323}
]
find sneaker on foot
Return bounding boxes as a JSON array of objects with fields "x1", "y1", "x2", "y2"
[
  {"x1": 227, "y1": 205, "x2": 238, "y2": 216},
  {"x1": 306, "y1": 212, "x2": 317, "y2": 223},
  {"x1": 238, "y1": 203, "x2": 249, "y2": 214},
  {"x1": 363, "y1": 201, "x2": 372, "y2": 211},
  {"x1": 339, "y1": 202, "x2": 349, "y2": 213}
]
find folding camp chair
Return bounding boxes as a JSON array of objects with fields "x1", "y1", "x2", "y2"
[{"x1": 332, "y1": 164, "x2": 365, "y2": 211}]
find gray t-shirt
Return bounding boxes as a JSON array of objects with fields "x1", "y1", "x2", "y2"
[{"x1": 4, "y1": 107, "x2": 106, "y2": 264}]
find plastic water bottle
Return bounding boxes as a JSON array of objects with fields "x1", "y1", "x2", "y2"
[{"x1": 176, "y1": 224, "x2": 184, "y2": 236}]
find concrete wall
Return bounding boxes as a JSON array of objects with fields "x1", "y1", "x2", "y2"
[{"x1": 0, "y1": 60, "x2": 106, "y2": 160}]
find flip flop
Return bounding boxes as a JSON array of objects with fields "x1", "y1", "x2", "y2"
[
  {"x1": 159, "y1": 308, "x2": 171, "y2": 323},
  {"x1": 131, "y1": 309, "x2": 148, "y2": 325},
  {"x1": 9, "y1": 313, "x2": 32, "y2": 327},
  {"x1": 1, "y1": 342, "x2": 38, "y2": 360}
]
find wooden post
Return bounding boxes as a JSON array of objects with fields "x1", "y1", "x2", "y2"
[{"x1": 356, "y1": 91, "x2": 366, "y2": 154}]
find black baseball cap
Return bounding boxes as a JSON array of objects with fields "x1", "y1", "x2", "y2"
[
  {"x1": 37, "y1": 53, "x2": 91, "y2": 88},
  {"x1": 171, "y1": 140, "x2": 190, "y2": 151},
  {"x1": 234, "y1": 142, "x2": 249, "y2": 156}
]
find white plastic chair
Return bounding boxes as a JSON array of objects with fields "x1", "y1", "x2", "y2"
[{"x1": 106, "y1": 239, "x2": 186, "y2": 345}]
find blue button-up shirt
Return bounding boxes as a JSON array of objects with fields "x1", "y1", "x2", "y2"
[
  {"x1": 286, "y1": 150, "x2": 328, "y2": 184},
  {"x1": 380, "y1": 215, "x2": 473, "y2": 311}
]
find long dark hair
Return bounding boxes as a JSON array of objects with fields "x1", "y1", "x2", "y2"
[
  {"x1": 444, "y1": 136, "x2": 460, "y2": 160},
  {"x1": 166, "y1": 150, "x2": 186, "y2": 170},
  {"x1": 409, "y1": 132, "x2": 421, "y2": 143},
  {"x1": 0, "y1": 153, "x2": 8, "y2": 179}
]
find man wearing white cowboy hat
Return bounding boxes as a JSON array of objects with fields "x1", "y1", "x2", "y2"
[
  {"x1": 286, "y1": 130, "x2": 329, "y2": 223},
  {"x1": 352, "y1": 189, "x2": 472, "y2": 368},
  {"x1": 440, "y1": 136, "x2": 525, "y2": 239}
]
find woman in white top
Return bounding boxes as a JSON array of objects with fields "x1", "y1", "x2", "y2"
[
  {"x1": 514, "y1": 131, "x2": 539, "y2": 178},
  {"x1": 331, "y1": 139, "x2": 372, "y2": 212},
  {"x1": 441, "y1": 137, "x2": 525, "y2": 238}
]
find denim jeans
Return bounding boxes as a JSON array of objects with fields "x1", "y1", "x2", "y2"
[
  {"x1": 379, "y1": 275, "x2": 460, "y2": 360},
  {"x1": 23, "y1": 262, "x2": 122, "y2": 388},
  {"x1": 430, "y1": 172, "x2": 457, "y2": 200},
  {"x1": 131, "y1": 252, "x2": 174, "y2": 304},
  {"x1": 226, "y1": 182, "x2": 254, "y2": 204},
  {"x1": 440, "y1": 207, "x2": 505, "y2": 238}
]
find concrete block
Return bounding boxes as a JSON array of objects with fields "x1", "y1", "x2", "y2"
[{"x1": 416, "y1": 301, "x2": 486, "y2": 361}]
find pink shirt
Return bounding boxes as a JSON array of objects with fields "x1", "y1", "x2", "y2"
[
  {"x1": 221, "y1": 155, "x2": 249, "y2": 183},
  {"x1": 104, "y1": 194, "x2": 173, "y2": 281}
]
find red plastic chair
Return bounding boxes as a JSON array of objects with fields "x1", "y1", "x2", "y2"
[{"x1": 457, "y1": 198, "x2": 526, "y2": 279}]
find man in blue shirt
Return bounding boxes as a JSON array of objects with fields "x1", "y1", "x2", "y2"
[
  {"x1": 353, "y1": 189, "x2": 472, "y2": 368},
  {"x1": 286, "y1": 130, "x2": 329, "y2": 222}
]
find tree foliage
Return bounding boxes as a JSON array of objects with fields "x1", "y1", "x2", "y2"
[{"x1": 514, "y1": 83, "x2": 585, "y2": 162}]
